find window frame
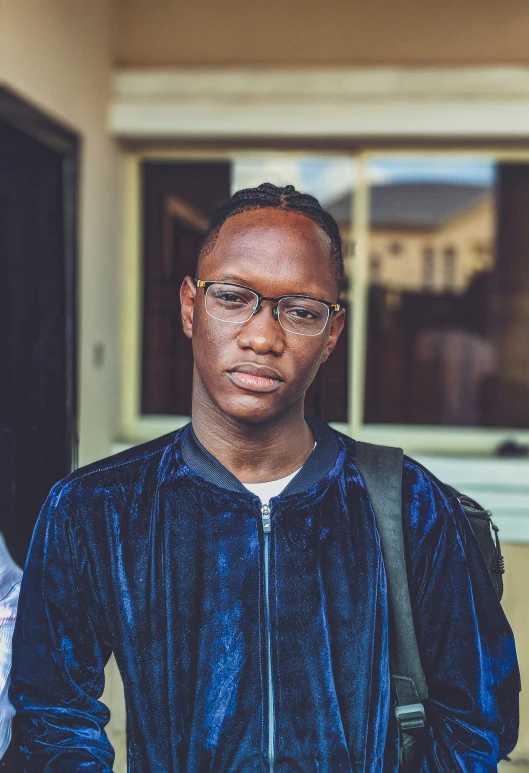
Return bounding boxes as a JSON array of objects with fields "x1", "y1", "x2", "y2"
[{"x1": 119, "y1": 147, "x2": 529, "y2": 455}]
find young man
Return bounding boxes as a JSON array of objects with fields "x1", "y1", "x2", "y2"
[{"x1": 12, "y1": 183, "x2": 519, "y2": 771}]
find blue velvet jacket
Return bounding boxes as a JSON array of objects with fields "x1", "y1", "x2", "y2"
[{"x1": 11, "y1": 420, "x2": 520, "y2": 772}]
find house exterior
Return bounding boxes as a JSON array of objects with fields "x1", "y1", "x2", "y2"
[
  {"x1": 2, "y1": 1, "x2": 529, "y2": 767},
  {"x1": 329, "y1": 183, "x2": 494, "y2": 295}
]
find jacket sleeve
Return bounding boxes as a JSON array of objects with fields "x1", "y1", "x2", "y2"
[
  {"x1": 403, "y1": 461, "x2": 521, "y2": 772},
  {"x1": 404, "y1": 465, "x2": 520, "y2": 773},
  {"x1": 10, "y1": 481, "x2": 114, "y2": 772}
]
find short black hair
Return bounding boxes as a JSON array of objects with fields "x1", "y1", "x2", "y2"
[{"x1": 198, "y1": 182, "x2": 344, "y2": 290}]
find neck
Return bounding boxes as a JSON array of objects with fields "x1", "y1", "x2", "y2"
[{"x1": 191, "y1": 380, "x2": 314, "y2": 484}]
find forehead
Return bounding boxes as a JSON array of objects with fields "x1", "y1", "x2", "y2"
[{"x1": 200, "y1": 208, "x2": 336, "y2": 296}]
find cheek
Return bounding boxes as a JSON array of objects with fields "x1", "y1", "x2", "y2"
[
  {"x1": 286, "y1": 339, "x2": 327, "y2": 385},
  {"x1": 192, "y1": 312, "x2": 237, "y2": 362}
]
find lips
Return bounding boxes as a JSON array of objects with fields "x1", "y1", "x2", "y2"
[{"x1": 228, "y1": 363, "x2": 284, "y2": 394}]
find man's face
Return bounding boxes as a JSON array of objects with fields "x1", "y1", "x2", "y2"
[{"x1": 180, "y1": 208, "x2": 345, "y2": 424}]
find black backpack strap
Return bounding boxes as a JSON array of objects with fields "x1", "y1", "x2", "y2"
[{"x1": 356, "y1": 441, "x2": 428, "y2": 770}]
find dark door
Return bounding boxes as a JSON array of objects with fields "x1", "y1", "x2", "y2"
[{"x1": 0, "y1": 91, "x2": 78, "y2": 569}]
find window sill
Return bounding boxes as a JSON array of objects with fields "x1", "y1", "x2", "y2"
[{"x1": 415, "y1": 455, "x2": 529, "y2": 544}]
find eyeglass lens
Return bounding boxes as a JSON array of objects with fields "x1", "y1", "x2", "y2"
[{"x1": 204, "y1": 283, "x2": 330, "y2": 336}]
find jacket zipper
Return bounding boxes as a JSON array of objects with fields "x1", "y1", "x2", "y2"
[{"x1": 261, "y1": 503, "x2": 275, "y2": 772}]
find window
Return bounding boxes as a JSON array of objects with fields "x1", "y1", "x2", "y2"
[
  {"x1": 122, "y1": 150, "x2": 529, "y2": 451},
  {"x1": 343, "y1": 238, "x2": 355, "y2": 259},
  {"x1": 136, "y1": 154, "x2": 355, "y2": 428},
  {"x1": 370, "y1": 254, "x2": 382, "y2": 283},
  {"x1": 443, "y1": 245, "x2": 456, "y2": 290},
  {"x1": 422, "y1": 247, "x2": 435, "y2": 290},
  {"x1": 388, "y1": 241, "x2": 403, "y2": 256},
  {"x1": 363, "y1": 155, "x2": 529, "y2": 430},
  {"x1": 141, "y1": 161, "x2": 230, "y2": 417}
]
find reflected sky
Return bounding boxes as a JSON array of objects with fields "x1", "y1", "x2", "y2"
[
  {"x1": 370, "y1": 158, "x2": 495, "y2": 187},
  {"x1": 232, "y1": 156, "x2": 495, "y2": 209},
  {"x1": 232, "y1": 156, "x2": 356, "y2": 206}
]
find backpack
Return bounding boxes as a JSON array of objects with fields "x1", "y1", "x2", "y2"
[{"x1": 355, "y1": 442, "x2": 505, "y2": 772}]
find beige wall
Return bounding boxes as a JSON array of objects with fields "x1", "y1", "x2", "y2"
[
  {"x1": 0, "y1": 0, "x2": 121, "y2": 467},
  {"x1": 116, "y1": 0, "x2": 529, "y2": 67}
]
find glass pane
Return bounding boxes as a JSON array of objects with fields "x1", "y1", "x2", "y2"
[
  {"x1": 141, "y1": 155, "x2": 355, "y2": 422},
  {"x1": 364, "y1": 156, "x2": 529, "y2": 429}
]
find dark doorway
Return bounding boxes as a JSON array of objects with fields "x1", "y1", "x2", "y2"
[{"x1": 0, "y1": 88, "x2": 79, "y2": 570}]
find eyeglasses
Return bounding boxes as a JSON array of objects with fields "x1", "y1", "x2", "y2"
[{"x1": 195, "y1": 279, "x2": 340, "y2": 337}]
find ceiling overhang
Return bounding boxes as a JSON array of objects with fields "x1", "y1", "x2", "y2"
[{"x1": 110, "y1": 67, "x2": 529, "y2": 141}]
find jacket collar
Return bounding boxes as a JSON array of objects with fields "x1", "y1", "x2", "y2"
[{"x1": 180, "y1": 417, "x2": 340, "y2": 496}]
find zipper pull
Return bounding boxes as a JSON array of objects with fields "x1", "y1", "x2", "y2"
[{"x1": 261, "y1": 503, "x2": 271, "y2": 533}]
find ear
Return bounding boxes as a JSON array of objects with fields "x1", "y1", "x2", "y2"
[
  {"x1": 180, "y1": 276, "x2": 196, "y2": 340},
  {"x1": 320, "y1": 308, "x2": 346, "y2": 364}
]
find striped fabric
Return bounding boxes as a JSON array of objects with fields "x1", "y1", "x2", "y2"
[{"x1": 0, "y1": 535, "x2": 22, "y2": 760}]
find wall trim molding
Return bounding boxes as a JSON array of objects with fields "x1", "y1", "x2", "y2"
[{"x1": 110, "y1": 66, "x2": 529, "y2": 140}]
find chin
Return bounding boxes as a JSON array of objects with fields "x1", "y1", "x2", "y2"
[{"x1": 220, "y1": 394, "x2": 289, "y2": 425}]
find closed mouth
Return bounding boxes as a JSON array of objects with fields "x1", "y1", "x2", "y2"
[{"x1": 227, "y1": 364, "x2": 284, "y2": 393}]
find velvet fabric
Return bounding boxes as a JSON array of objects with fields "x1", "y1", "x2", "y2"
[{"x1": 10, "y1": 423, "x2": 520, "y2": 772}]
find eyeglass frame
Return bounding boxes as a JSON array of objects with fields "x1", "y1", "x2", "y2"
[{"x1": 194, "y1": 278, "x2": 341, "y2": 336}]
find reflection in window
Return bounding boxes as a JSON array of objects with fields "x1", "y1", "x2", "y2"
[
  {"x1": 388, "y1": 241, "x2": 403, "y2": 256},
  {"x1": 370, "y1": 254, "x2": 382, "y2": 283},
  {"x1": 362, "y1": 157, "x2": 529, "y2": 427},
  {"x1": 423, "y1": 247, "x2": 435, "y2": 290},
  {"x1": 443, "y1": 246, "x2": 456, "y2": 290},
  {"x1": 136, "y1": 153, "x2": 529, "y2": 433},
  {"x1": 343, "y1": 238, "x2": 355, "y2": 259}
]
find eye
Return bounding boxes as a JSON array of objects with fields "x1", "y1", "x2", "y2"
[
  {"x1": 287, "y1": 306, "x2": 320, "y2": 320},
  {"x1": 213, "y1": 290, "x2": 250, "y2": 306},
  {"x1": 284, "y1": 301, "x2": 326, "y2": 322}
]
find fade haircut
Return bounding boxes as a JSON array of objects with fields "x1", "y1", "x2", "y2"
[{"x1": 197, "y1": 182, "x2": 344, "y2": 290}]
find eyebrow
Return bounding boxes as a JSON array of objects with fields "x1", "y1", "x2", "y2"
[{"x1": 216, "y1": 273, "x2": 253, "y2": 285}]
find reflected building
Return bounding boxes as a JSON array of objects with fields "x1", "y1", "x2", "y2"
[{"x1": 328, "y1": 182, "x2": 494, "y2": 295}]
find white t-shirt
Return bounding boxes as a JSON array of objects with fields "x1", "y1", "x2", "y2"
[
  {"x1": 242, "y1": 467, "x2": 302, "y2": 505},
  {"x1": 241, "y1": 441, "x2": 316, "y2": 505}
]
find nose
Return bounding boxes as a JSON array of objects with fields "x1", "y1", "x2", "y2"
[{"x1": 237, "y1": 300, "x2": 285, "y2": 355}]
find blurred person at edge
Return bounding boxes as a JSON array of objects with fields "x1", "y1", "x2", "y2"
[
  {"x1": 11, "y1": 183, "x2": 519, "y2": 771},
  {"x1": 0, "y1": 534, "x2": 22, "y2": 761}
]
